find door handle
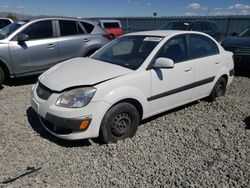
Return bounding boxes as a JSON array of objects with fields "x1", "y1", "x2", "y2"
[
  {"x1": 83, "y1": 38, "x2": 90, "y2": 42},
  {"x1": 215, "y1": 62, "x2": 220, "y2": 64},
  {"x1": 47, "y1": 44, "x2": 56, "y2": 49},
  {"x1": 185, "y1": 67, "x2": 192, "y2": 72}
]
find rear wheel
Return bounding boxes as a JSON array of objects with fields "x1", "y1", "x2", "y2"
[
  {"x1": 207, "y1": 77, "x2": 227, "y2": 102},
  {"x1": 0, "y1": 67, "x2": 5, "y2": 85},
  {"x1": 100, "y1": 102, "x2": 139, "y2": 143}
]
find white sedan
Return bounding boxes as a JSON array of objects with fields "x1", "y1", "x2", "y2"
[{"x1": 31, "y1": 30, "x2": 234, "y2": 143}]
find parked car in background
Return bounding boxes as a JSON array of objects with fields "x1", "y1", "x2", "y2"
[
  {"x1": 98, "y1": 19, "x2": 123, "y2": 39},
  {"x1": 162, "y1": 20, "x2": 221, "y2": 42},
  {"x1": 0, "y1": 17, "x2": 110, "y2": 85},
  {"x1": 0, "y1": 18, "x2": 13, "y2": 29},
  {"x1": 31, "y1": 30, "x2": 234, "y2": 143},
  {"x1": 222, "y1": 26, "x2": 250, "y2": 69}
]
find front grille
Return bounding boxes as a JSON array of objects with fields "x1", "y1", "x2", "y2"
[
  {"x1": 40, "y1": 117, "x2": 73, "y2": 135},
  {"x1": 224, "y1": 46, "x2": 250, "y2": 55},
  {"x1": 36, "y1": 82, "x2": 53, "y2": 100}
]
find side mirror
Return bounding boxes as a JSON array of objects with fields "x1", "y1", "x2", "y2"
[
  {"x1": 230, "y1": 32, "x2": 238, "y2": 37},
  {"x1": 154, "y1": 57, "x2": 174, "y2": 69},
  {"x1": 17, "y1": 33, "x2": 29, "y2": 43}
]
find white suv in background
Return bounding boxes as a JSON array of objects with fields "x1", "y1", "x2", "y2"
[{"x1": 31, "y1": 30, "x2": 234, "y2": 143}]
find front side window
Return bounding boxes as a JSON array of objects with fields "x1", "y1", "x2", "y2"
[
  {"x1": 59, "y1": 20, "x2": 77, "y2": 36},
  {"x1": 22, "y1": 21, "x2": 53, "y2": 40},
  {"x1": 156, "y1": 35, "x2": 188, "y2": 63},
  {"x1": 189, "y1": 34, "x2": 219, "y2": 59},
  {"x1": 91, "y1": 35, "x2": 162, "y2": 70}
]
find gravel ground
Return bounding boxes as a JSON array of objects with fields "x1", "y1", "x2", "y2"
[{"x1": 0, "y1": 74, "x2": 249, "y2": 187}]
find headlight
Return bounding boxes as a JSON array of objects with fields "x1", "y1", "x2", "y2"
[{"x1": 56, "y1": 87, "x2": 96, "y2": 108}]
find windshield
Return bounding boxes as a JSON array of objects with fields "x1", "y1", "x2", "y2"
[
  {"x1": 162, "y1": 22, "x2": 190, "y2": 30},
  {"x1": 0, "y1": 21, "x2": 27, "y2": 39},
  {"x1": 239, "y1": 27, "x2": 250, "y2": 37},
  {"x1": 91, "y1": 35, "x2": 162, "y2": 70}
]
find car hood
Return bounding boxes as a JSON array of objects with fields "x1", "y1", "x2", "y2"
[
  {"x1": 39, "y1": 57, "x2": 133, "y2": 91},
  {"x1": 222, "y1": 37, "x2": 250, "y2": 48}
]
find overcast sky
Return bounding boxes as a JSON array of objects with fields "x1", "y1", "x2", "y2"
[{"x1": 0, "y1": 0, "x2": 250, "y2": 17}]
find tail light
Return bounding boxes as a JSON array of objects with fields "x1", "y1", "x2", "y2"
[{"x1": 102, "y1": 34, "x2": 112, "y2": 41}]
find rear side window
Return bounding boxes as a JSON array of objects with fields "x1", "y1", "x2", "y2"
[
  {"x1": 189, "y1": 34, "x2": 219, "y2": 59},
  {"x1": 59, "y1": 20, "x2": 77, "y2": 36},
  {"x1": 0, "y1": 19, "x2": 11, "y2": 28},
  {"x1": 103, "y1": 22, "x2": 120, "y2": 29},
  {"x1": 80, "y1": 22, "x2": 94, "y2": 33},
  {"x1": 22, "y1": 21, "x2": 53, "y2": 40}
]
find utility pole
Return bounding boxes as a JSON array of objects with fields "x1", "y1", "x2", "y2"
[{"x1": 153, "y1": 12, "x2": 157, "y2": 30}]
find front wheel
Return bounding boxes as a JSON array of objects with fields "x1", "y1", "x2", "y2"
[
  {"x1": 100, "y1": 102, "x2": 139, "y2": 143},
  {"x1": 207, "y1": 77, "x2": 227, "y2": 102}
]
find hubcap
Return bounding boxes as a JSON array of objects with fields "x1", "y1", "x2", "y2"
[{"x1": 111, "y1": 113, "x2": 132, "y2": 137}]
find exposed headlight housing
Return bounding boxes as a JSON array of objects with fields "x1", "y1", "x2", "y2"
[{"x1": 56, "y1": 87, "x2": 96, "y2": 108}]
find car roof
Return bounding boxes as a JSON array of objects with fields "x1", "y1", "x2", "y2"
[
  {"x1": 24, "y1": 16, "x2": 97, "y2": 24},
  {"x1": 125, "y1": 30, "x2": 201, "y2": 37}
]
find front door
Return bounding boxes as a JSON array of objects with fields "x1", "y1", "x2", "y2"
[
  {"x1": 149, "y1": 35, "x2": 194, "y2": 116},
  {"x1": 9, "y1": 20, "x2": 58, "y2": 75}
]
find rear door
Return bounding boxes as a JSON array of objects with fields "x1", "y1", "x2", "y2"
[
  {"x1": 9, "y1": 20, "x2": 59, "y2": 75},
  {"x1": 57, "y1": 20, "x2": 91, "y2": 61},
  {"x1": 188, "y1": 34, "x2": 222, "y2": 99}
]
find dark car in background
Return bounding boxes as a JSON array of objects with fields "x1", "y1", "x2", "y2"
[
  {"x1": 0, "y1": 18, "x2": 13, "y2": 29},
  {"x1": 162, "y1": 20, "x2": 221, "y2": 41},
  {"x1": 0, "y1": 17, "x2": 110, "y2": 85},
  {"x1": 222, "y1": 26, "x2": 250, "y2": 69}
]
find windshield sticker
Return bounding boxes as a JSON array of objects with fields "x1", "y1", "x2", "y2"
[{"x1": 144, "y1": 37, "x2": 162, "y2": 42}]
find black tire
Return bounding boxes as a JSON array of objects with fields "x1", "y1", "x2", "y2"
[
  {"x1": 207, "y1": 77, "x2": 227, "y2": 102},
  {"x1": 100, "y1": 102, "x2": 139, "y2": 143},
  {"x1": 0, "y1": 67, "x2": 5, "y2": 85}
]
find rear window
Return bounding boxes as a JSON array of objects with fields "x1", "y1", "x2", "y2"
[
  {"x1": 103, "y1": 22, "x2": 120, "y2": 29},
  {"x1": 80, "y1": 22, "x2": 94, "y2": 33},
  {"x1": 59, "y1": 20, "x2": 78, "y2": 36}
]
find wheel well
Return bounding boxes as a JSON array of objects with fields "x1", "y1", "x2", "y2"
[
  {"x1": 113, "y1": 98, "x2": 143, "y2": 120},
  {"x1": 84, "y1": 48, "x2": 100, "y2": 57},
  {"x1": 221, "y1": 74, "x2": 228, "y2": 84},
  {"x1": 0, "y1": 60, "x2": 10, "y2": 78}
]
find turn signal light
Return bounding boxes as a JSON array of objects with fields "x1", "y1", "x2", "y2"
[{"x1": 79, "y1": 120, "x2": 91, "y2": 130}]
